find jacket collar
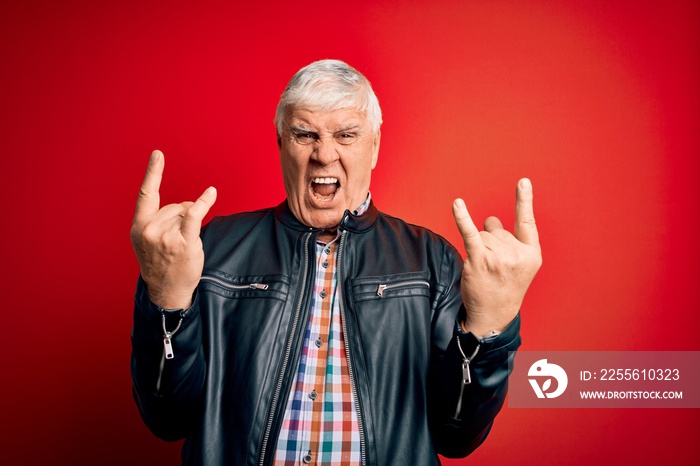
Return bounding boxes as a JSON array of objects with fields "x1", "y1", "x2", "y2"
[{"x1": 274, "y1": 199, "x2": 378, "y2": 234}]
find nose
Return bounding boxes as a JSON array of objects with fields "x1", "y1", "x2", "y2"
[{"x1": 311, "y1": 138, "x2": 340, "y2": 165}]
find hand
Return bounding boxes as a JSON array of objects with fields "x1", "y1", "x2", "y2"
[
  {"x1": 452, "y1": 178, "x2": 542, "y2": 338},
  {"x1": 130, "y1": 150, "x2": 217, "y2": 309}
]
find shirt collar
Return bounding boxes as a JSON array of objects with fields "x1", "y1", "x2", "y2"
[{"x1": 353, "y1": 191, "x2": 372, "y2": 217}]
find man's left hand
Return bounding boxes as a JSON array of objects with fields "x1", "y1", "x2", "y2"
[{"x1": 452, "y1": 178, "x2": 542, "y2": 338}]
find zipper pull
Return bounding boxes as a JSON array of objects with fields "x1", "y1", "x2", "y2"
[
  {"x1": 164, "y1": 335, "x2": 174, "y2": 359},
  {"x1": 453, "y1": 335, "x2": 481, "y2": 419},
  {"x1": 453, "y1": 359, "x2": 471, "y2": 421},
  {"x1": 160, "y1": 310, "x2": 184, "y2": 362},
  {"x1": 461, "y1": 359, "x2": 471, "y2": 385},
  {"x1": 249, "y1": 283, "x2": 269, "y2": 290},
  {"x1": 377, "y1": 284, "x2": 387, "y2": 297}
]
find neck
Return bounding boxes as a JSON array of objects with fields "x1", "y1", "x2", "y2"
[{"x1": 318, "y1": 230, "x2": 337, "y2": 243}]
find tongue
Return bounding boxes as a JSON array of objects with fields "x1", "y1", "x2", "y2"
[{"x1": 313, "y1": 182, "x2": 338, "y2": 197}]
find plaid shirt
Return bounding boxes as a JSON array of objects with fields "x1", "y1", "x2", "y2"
[{"x1": 274, "y1": 196, "x2": 371, "y2": 465}]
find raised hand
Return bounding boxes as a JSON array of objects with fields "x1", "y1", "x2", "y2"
[
  {"x1": 452, "y1": 178, "x2": 542, "y2": 338},
  {"x1": 130, "y1": 150, "x2": 217, "y2": 309}
]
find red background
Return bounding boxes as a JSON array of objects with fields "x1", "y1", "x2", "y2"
[{"x1": 1, "y1": 0, "x2": 698, "y2": 464}]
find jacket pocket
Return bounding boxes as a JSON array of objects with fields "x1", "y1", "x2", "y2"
[
  {"x1": 350, "y1": 271, "x2": 431, "y2": 303},
  {"x1": 198, "y1": 270, "x2": 289, "y2": 303}
]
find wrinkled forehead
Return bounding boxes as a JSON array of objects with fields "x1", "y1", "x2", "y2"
[{"x1": 284, "y1": 105, "x2": 371, "y2": 130}]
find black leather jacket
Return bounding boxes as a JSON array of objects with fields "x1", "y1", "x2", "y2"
[{"x1": 131, "y1": 200, "x2": 520, "y2": 465}]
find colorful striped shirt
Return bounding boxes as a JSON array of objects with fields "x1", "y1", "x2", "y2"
[{"x1": 274, "y1": 196, "x2": 371, "y2": 465}]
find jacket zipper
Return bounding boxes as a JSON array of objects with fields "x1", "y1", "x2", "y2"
[
  {"x1": 199, "y1": 275, "x2": 269, "y2": 291},
  {"x1": 337, "y1": 230, "x2": 367, "y2": 466},
  {"x1": 452, "y1": 335, "x2": 480, "y2": 420},
  {"x1": 376, "y1": 280, "x2": 430, "y2": 297},
  {"x1": 155, "y1": 310, "x2": 184, "y2": 394},
  {"x1": 258, "y1": 232, "x2": 312, "y2": 466}
]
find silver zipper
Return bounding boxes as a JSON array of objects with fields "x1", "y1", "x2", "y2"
[
  {"x1": 452, "y1": 336, "x2": 480, "y2": 420},
  {"x1": 258, "y1": 232, "x2": 312, "y2": 466},
  {"x1": 200, "y1": 275, "x2": 269, "y2": 291},
  {"x1": 376, "y1": 279, "x2": 430, "y2": 297},
  {"x1": 337, "y1": 230, "x2": 367, "y2": 465},
  {"x1": 156, "y1": 310, "x2": 184, "y2": 394}
]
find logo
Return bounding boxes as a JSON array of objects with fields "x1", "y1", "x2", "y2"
[{"x1": 528, "y1": 359, "x2": 568, "y2": 399}]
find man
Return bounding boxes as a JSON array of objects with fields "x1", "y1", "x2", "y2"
[{"x1": 130, "y1": 59, "x2": 541, "y2": 465}]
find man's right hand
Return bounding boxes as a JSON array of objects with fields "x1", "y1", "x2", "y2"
[{"x1": 130, "y1": 150, "x2": 217, "y2": 310}]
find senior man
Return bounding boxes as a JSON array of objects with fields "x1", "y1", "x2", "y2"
[{"x1": 130, "y1": 59, "x2": 541, "y2": 465}]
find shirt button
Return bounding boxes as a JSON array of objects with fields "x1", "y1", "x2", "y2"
[
  {"x1": 315, "y1": 338, "x2": 323, "y2": 348},
  {"x1": 303, "y1": 453, "x2": 312, "y2": 464},
  {"x1": 309, "y1": 390, "x2": 318, "y2": 400},
  {"x1": 322, "y1": 261, "x2": 329, "y2": 268},
  {"x1": 320, "y1": 290, "x2": 327, "y2": 298},
  {"x1": 324, "y1": 247, "x2": 331, "y2": 255}
]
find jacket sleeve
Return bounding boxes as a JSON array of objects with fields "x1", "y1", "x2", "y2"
[
  {"x1": 428, "y1": 247, "x2": 521, "y2": 458},
  {"x1": 130, "y1": 277, "x2": 207, "y2": 441}
]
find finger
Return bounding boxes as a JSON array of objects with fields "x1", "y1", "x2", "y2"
[
  {"x1": 480, "y1": 230, "x2": 506, "y2": 251},
  {"x1": 514, "y1": 178, "x2": 540, "y2": 246},
  {"x1": 157, "y1": 211, "x2": 190, "y2": 236},
  {"x1": 134, "y1": 203, "x2": 190, "y2": 245},
  {"x1": 152, "y1": 202, "x2": 189, "y2": 220},
  {"x1": 181, "y1": 186, "x2": 217, "y2": 240},
  {"x1": 134, "y1": 150, "x2": 165, "y2": 220},
  {"x1": 484, "y1": 216, "x2": 504, "y2": 232},
  {"x1": 482, "y1": 226, "x2": 514, "y2": 246},
  {"x1": 452, "y1": 198, "x2": 485, "y2": 257}
]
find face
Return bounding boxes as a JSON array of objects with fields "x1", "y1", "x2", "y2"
[{"x1": 279, "y1": 107, "x2": 380, "y2": 230}]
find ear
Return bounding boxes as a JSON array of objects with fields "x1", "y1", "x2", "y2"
[
  {"x1": 276, "y1": 133, "x2": 282, "y2": 149},
  {"x1": 371, "y1": 129, "x2": 381, "y2": 169}
]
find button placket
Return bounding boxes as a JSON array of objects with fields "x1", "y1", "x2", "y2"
[{"x1": 290, "y1": 238, "x2": 339, "y2": 463}]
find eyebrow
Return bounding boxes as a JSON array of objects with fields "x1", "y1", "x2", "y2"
[
  {"x1": 289, "y1": 124, "x2": 362, "y2": 133},
  {"x1": 336, "y1": 125, "x2": 360, "y2": 132},
  {"x1": 289, "y1": 125, "x2": 315, "y2": 133}
]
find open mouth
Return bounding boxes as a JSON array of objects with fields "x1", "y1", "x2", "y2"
[{"x1": 311, "y1": 177, "x2": 340, "y2": 201}]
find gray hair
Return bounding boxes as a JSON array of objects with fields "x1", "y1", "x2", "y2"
[{"x1": 274, "y1": 59, "x2": 383, "y2": 136}]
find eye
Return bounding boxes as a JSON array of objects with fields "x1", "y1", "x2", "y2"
[
  {"x1": 292, "y1": 131, "x2": 318, "y2": 145},
  {"x1": 336, "y1": 133, "x2": 357, "y2": 145}
]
